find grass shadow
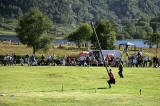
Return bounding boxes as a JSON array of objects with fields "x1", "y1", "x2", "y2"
[{"x1": 81, "y1": 87, "x2": 109, "y2": 90}]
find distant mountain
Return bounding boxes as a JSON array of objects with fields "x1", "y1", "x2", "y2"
[{"x1": 1, "y1": 0, "x2": 160, "y2": 35}]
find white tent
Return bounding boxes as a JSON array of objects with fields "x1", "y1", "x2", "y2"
[{"x1": 88, "y1": 50, "x2": 121, "y2": 58}]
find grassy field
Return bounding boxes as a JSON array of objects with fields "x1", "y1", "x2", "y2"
[
  {"x1": 0, "y1": 41, "x2": 160, "y2": 58},
  {"x1": 0, "y1": 42, "x2": 81, "y2": 57},
  {"x1": 0, "y1": 66, "x2": 160, "y2": 106},
  {"x1": 0, "y1": 31, "x2": 16, "y2": 36}
]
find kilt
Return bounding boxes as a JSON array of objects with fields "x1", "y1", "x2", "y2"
[{"x1": 108, "y1": 79, "x2": 115, "y2": 84}]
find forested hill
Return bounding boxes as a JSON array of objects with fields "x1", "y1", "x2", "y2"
[
  {"x1": 1, "y1": 0, "x2": 160, "y2": 36},
  {"x1": 1, "y1": 0, "x2": 160, "y2": 23}
]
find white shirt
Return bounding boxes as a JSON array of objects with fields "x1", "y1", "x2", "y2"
[{"x1": 79, "y1": 55, "x2": 86, "y2": 61}]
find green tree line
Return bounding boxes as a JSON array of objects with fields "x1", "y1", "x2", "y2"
[
  {"x1": 1, "y1": 0, "x2": 160, "y2": 24},
  {"x1": 1, "y1": 0, "x2": 160, "y2": 44}
]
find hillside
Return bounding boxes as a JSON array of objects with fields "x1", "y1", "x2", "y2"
[{"x1": 0, "y1": 0, "x2": 160, "y2": 36}]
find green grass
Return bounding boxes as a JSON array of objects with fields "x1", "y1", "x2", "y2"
[
  {"x1": 0, "y1": 66, "x2": 160, "y2": 106},
  {"x1": 0, "y1": 30, "x2": 16, "y2": 36},
  {"x1": 0, "y1": 42, "x2": 82, "y2": 57},
  {"x1": 0, "y1": 41, "x2": 159, "y2": 58}
]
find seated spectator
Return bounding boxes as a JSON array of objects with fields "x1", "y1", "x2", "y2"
[
  {"x1": 62, "y1": 56, "x2": 66, "y2": 66},
  {"x1": 79, "y1": 55, "x2": 86, "y2": 66},
  {"x1": 20, "y1": 58, "x2": 24, "y2": 66},
  {"x1": 37, "y1": 57, "x2": 41, "y2": 66},
  {"x1": 71, "y1": 58, "x2": 77, "y2": 66},
  {"x1": 32, "y1": 61, "x2": 37, "y2": 66},
  {"x1": 92, "y1": 59, "x2": 98, "y2": 66}
]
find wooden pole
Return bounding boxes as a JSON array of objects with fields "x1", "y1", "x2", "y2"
[
  {"x1": 61, "y1": 84, "x2": 63, "y2": 92},
  {"x1": 91, "y1": 22, "x2": 109, "y2": 75}
]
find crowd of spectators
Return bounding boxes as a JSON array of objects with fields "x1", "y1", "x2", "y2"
[
  {"x1": 1, "y1": 52, "x2": 120, "y2": 67},
  {"x1": 1, "y1": 51, "x2": 160, "y2": 68},
  {"x1": 126, "y1": 51, "x2": 159, "y2": 68}
]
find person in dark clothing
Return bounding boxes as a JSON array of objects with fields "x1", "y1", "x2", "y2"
[
  {"x1": 13, "y1": 53, "x2": 17, "y2": 65},
  {"x1": 155, "y1": 56, "x2": 159, "y2": 67},
  {"x1": 41, "y1": 55, "x2": 45, "y2": 65},
  {"x1": 153, "y1": 56, "x2": 156, "y2": 67},
  {"x1": 107, "y1": 69, "x2": 115, "y2": 88},
  {"x1": 118, "y1": 62, "x2": 124, "y2": 78},
  {"x1": 153, "y1": 56, "x2": 159, "y2": 67},
  {"x1": 25, "y1": 54, "x2": 30, "y2": 65}
]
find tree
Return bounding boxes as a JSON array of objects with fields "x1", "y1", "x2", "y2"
[
  {"x1": 67, "y1": 23, "x2": 93, "y2": 48},
  {"x1": 15, "y1": 7, "x2": 53, "y2": 54},
  {"x1": 124, "y1": 22, "x2": 136, "y2": 39},
  {"x1": 150, "y1": 15, "x2": 160, "y2": 33},
  {"x1": 144, "y1": 33, "x2": 154, "y2": 48},
  {"x1": 77, "y1": 23, "x2": 93, "y2": 41},
  {"x1": 145, "y1": 33, "x2": 160, "y2": 47},
  {"x1": 91, "y1": 20, "x2": 116, "y2": 50},
  {"x1": 135, "y1": 18, "x2": 153, "y2": 39},
  {"x1": 143, "y1": 16, "x2": 160, "y2": 48},
  {"x1": 0, "y1": 17, "x2": 4, "y2": 23}
]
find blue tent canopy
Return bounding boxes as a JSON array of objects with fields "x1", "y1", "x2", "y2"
[
  {"x1": 119, "y1": 42, "x2": 135, "y2": 46},
  {"x1": 126, "y1": 42, "x2": 135, "y2": 46},
  {"x1": 119, "y1": 42, "x2": 136, "y2": 51}
]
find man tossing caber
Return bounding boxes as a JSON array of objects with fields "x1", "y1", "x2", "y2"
[{"x1": 107, "y1": 69, "x2": 116, "y2": 88}]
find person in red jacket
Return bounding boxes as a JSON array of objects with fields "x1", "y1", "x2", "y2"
[{"x1": 107, "y1": 69, "x2": 115, "y2": 88}]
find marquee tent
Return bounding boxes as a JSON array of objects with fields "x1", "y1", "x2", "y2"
[{"x1": 119, "y1": 42, "x2": 136, "y2": 51}]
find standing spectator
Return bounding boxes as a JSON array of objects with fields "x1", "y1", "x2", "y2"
[
  {"x1": 148, "y1": 57, "x2": 153, "y2": 67},
  {"x1": 41, "y1": 55, "x2": 45, "y2": 65},
  {"x1": 51, "y1": 53, "x2": 56, "y2": 66},
  {"x1": 31, "y1": 54, "x2": 36, "y2": 65},
  {"x1": 25, "y1": 54, "x2": 30, "y2": 65},
  {"x1": 46, "y1": 54, "x2": 51, "y2": 65},
  {"x1": 133, "y1": 57, "x2": 137, "y2": 67},
  {"x1": 137, "y1": 56, "x2": 141, "y2": 67},
  {"x1": 153, "y1": 56, "x2": 157, "y2": 67},
  {"x1": 62, "y1": 55, "x2": 67, "y2": 66},
  {"x1": 13, "y1": 53, "x2": 17, "y2": 65},
  {"x1": 139, "y1": 56, "x2": 143, "y2": 67},
  {"x1": 6, "y1": 54, "x2": 10, "y2": 66},
  {"x1": 143, "y1": 56, "x2": 148, "y2": 67},
  {"x1": 155, "y1": 56, "x2": 159, "y2": 67},
  {"x1": 3, "y1": 56, "x2": 7, "y2": 66},
  {"x1": 8, "y1": 55, "x2": 13, "y2": 66}
]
